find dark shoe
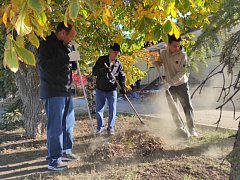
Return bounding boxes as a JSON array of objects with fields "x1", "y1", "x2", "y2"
[
  {"x1": 48, "y1": 161, "x2": 68, "y2": 171},
  {"x1": 107, "y1": 128, "x2": 115, "y2": 135},
  {"x1": 96, "y1": 129, "x2": 104, "y2": 136},
  {"x1": 62, "y1": 153, "x2": 79, "y2": 161}
]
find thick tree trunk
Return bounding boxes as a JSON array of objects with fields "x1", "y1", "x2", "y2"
[
  {"x1": 229, "y1": 120, "x2": 240, "y2": 179},
  {"x1": 14, "y1": 47, "x2": 46, "y2": 138}
]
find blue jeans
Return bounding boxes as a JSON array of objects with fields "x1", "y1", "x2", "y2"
[
  {"x1": 44, "y1": 96, "x2": 75, "y2": 167},
  {"x1": 96, "y1": 89, "x2": 117, "y2": 131}
]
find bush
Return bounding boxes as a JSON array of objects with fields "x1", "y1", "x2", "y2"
[{"x1": 0, "y1": 98, "x2": 23, "y2": 130}]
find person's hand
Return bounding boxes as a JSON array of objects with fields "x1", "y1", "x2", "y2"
[
  {"x1": 69, "y1": 40, "x2": 79, "y2": 50},
  {"x1": 120, "y1": 88, "x2": 126, "y2": 95},
  {"x1": 68, "y1": 51, "x2": 80, "y2": 62},
  {"x1": 153, "y1": 60, "x2": 162, "y2": 68},
  {"x1": 162, "y1": 82, "x2": 171, "y2": 91},
  {"x1": 103, "y1": 67, "x2": 111, "y2": 74}
]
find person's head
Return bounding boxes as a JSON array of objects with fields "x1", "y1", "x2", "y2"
[
  {"x1": 55, "y1": 22, "x2": 76, "y2": 44},
  {"x1": 109, "y1": 43, "x2": 121, "y2": 61},
  {"x1": 168, "y1": 35, "x2": 181, "y2": 54}
]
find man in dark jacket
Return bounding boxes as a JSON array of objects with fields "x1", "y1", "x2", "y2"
[
  {"x1": 37, "y1": 22, "x2": 80, "y2": 171},
  {"x1": 93, "y1": 43, "x2": 126, "y2": 135}
]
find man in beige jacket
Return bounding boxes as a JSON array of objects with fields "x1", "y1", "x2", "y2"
[{"x1": 154, "y1": 35, "x2": 198, "y2": 137}]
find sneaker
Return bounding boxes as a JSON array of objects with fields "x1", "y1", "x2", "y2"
[
  {"x1": 62, "y1": 153, "x2": 79, "y2": 161},
  {"x1": 191, "y1": 128, "x2": 198, "y2": 137},
  {"x1": 48, "y1": 161, "x2": 68, "y2": 171},
  {"x1": 96, "y1": 129, "x2": 104, "y2": 136},
  {"x1": 107, "y1": 128, "x2": 115, "y2": 135},
  {"x1": 174, "y1": 127, "x2": 189, "y2": 138}
]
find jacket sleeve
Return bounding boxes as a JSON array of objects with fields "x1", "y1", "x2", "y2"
[
  {"x1": 172, "y1": 52, "x2": 187, "y2": 85},
  {"x1": 37, "y1": 40, "x2": 69, "y2": 72},
  {"x1": 92, "y1": 57, "x2": 109, "y2": 76}
]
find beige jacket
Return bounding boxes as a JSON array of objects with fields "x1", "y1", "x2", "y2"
[{"x1": 158, "y1": 49, "x2": 188, "y2": 86}]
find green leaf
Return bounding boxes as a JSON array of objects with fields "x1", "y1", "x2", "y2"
[
  {"x1": 4, "y1": 47, "x2": 19, "y2": 73},
  {"x1": 28, "y1": 0, "x2": 45, "y2": 12},
  {"x1": 28, "y1": 32, "x2": 40, "y2": 48},
  {"x1": 161, "y1": 32, "x2": 168, "y2": 44},
  {"x1": 139, "y1": 17, "x2": 149, "y2": 33},
  {"x1": 80, "y1": 9, "x2": 88, "y2": 18},
  {"x1": 163, "y1": 20, "x2": 172, "y2": 34},
  {"x1": 16, "y1": 36, "x2": 25, "y2": 47},
  {"x1": 14, "y1": 41, "x2": 35, "y2": 66},
  {"x1": 154, "y1": 25, "x2": 161, "y2": 41},
  {"x1": 34, "y1": 11, "x2": 47, "y2": 26},
  {"x1": 69, "y1": 0, "x2": 79, "y2": 20}
]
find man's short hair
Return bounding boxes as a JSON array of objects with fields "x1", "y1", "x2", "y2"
[
  {"x1": 56, "y1": 22, "x2": 73, "y2": 33},
  {"x1": 168, "y1": 34, "x2": 181, "y2": 44}
]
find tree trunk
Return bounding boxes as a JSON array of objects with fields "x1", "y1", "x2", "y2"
[
  {"x1": 229, "y1": 120, "x2": 240, "y2": 179},
  {"x1": 15, "y1": 47, "x2": 46, "y2": 138}
]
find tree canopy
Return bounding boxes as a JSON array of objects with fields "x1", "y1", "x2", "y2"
[{"x1": 0, "y1": 0, "x2": 222, "y2": 85}]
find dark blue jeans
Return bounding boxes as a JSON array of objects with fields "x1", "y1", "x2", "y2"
[
  {"x1": 166, "y1": 83, "x2": 195, "y2": 131},
  {"x1": 44, "y1": 96, "x2": 75, "y2": 167},
  {"x1": 96, "y1": 89, "x2": 117, "y2": 131}
]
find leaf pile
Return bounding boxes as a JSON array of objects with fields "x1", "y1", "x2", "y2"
[{"x1": 88, "y1": 130, "x2": 165, "y2": 161}]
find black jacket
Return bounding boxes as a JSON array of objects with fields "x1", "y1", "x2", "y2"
[
  {"x1": 37, "y1": 32, "x2": 77, "y2": 99},
  {"x1": 93, "y1": 55, "x2": 125, "y2": 91}
]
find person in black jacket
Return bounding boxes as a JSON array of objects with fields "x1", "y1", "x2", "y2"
[
  {"x1": 37, "y1": 22, "x2": 80, "y2": 171},
  {"x1": 93, "y1": 43, "x2": 126, "y2": 135}
]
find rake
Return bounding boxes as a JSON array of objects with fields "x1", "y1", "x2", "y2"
[
  {"x1": 156, "y1": 66, "x2": 191, "y2": 138},
  {"x1": 104, "y1": 63, "x2": 144, "y2": 124}
]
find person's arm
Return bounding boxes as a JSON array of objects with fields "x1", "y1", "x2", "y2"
[
  {"x1": 37, "y1": 41, "x2": 69, "y2": 72},
  {"x1": 92, "y1": 57, "x2": 109, "y2": 76},
  {"x1": 171, "y1": 52, "x2": 187, "y2": 84}
]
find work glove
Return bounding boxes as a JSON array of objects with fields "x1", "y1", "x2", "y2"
[
  {"x1": 119, "y1": 87, "x2": 126, "y2": 95},
  {"x1": 153, "y1": 60, "x2": 162, "y2": 68},
  {"x1": 162, "y1": 82, "x2": 171, "y2": 91},
  {"x1": 68, "y1": 51, "x2": 80, "y2": 62},
  {"x1": 69, "y1": 40, "x2": 80, "y2": 50}
]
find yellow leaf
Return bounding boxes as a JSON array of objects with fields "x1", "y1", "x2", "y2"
[
  {"x1": 64, "y1": 7, "x2": 70, "y2": 26},
  {"x1": 31, "y1": 18, "x2": 44, "y2": 38},
  {"x1": 14, "y1": 2, "x2": 32, "y2": 36},
  {"x1": 105, "y1": 8, "x2": 113, "y2": 18},
  {"x1": 172, "y1": 22, "x2": 180, "y2": 39},
  {"x1": 113, "y1": 34, "x2": 124, "y2": 44},
  {"x1": 94, "y1": 9, "x2": 102, "y2": 18},
  {"x1": 12, "y1": 0, "x2": 24, "y2": 12},
  {"x1": 103, "y1": 0, "x2": 112, "y2": 5},
  {"x1": 2, "y1": 5, "x2": 11, "y2": 26},
  {"x1": 131, "y1": 31, "x2": 138, "y2": 40},
  {"x1": 102, "y1": 11, "x2": 110, "y2": 26},
  {"x1": 171, "y1": 8, "x2": 177, "y2": 18}
]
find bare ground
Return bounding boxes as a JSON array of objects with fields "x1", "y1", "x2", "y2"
[{"x1": 0, "y1": 113, "x2": 235, "y2": 180}]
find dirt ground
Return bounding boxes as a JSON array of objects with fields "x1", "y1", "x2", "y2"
[{"x1": 0, "y1": 113, "x2": 235, "y2": 180}]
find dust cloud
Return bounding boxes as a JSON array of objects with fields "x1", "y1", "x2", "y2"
[{"x1": 139, "y1": 92, "x2": 188, "y2": 146}]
